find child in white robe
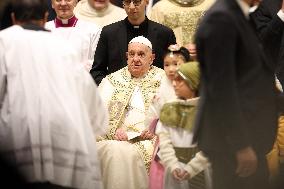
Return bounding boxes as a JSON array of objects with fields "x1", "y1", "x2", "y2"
[{"x1": 147, "y1": 44, "x2": 190, "y2": 189}]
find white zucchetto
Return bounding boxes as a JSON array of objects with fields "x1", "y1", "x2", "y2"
[{"x1": 129, "y1": 36, "x2": 152, "y2": 50}]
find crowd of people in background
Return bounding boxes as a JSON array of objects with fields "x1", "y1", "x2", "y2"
[{"x1": 0, "y1": 0, "x2": 284, "y2": 189}]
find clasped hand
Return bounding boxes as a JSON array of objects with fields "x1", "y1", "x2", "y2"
[
  {"x1": 235, "y1": 146, "x2": 258, "y2": 177},
  {"x1": 172, "y1": 168, "x2": 190, "y2": 181},
  {"x1": 140, "y1": 129, "x2": 155, "y2": 140},
  {"x1": 114, "y1": 128, "x2": 128, "y2": 141}
]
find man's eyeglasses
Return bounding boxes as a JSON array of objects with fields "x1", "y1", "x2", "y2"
[
  {"x1": 55, "y1": 0, "x2": 73, "y2": 3},
  {"x1": 123, "y1": 0, "x2": 142, "y2": 7}
]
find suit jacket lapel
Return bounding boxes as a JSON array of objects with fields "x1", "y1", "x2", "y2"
[
  {"x1": 227, "y1": 0, "x2": 274, "y2": 71},
  {"x1": 246, "y1": 18, "x2": 276, "y2": 71}
]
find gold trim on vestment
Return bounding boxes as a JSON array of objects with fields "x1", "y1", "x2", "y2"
[
  {"x1": 106, "y1": 66, "x2": 163, "y2": 139},
  {"x1": 101, "y1": 66, "x2": 164, "y2": 170},
  {"x1": 169, "y1": 0, "x2": 205, "y2": 7},
  {"x1": 133, "y1": 137, "x2": 156, "y2": 173},
  {"x1": 164, "y1": 11, "x2": 206, "y2": 44}
]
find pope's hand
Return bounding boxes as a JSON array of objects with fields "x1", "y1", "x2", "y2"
[
  {"x1": 140, "y1": 129, "x2": 155, "y2": 140},
  {"x1": 114, "y1": 128, "x2": 128, "y2": 141}
]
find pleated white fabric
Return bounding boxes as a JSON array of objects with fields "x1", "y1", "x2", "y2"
[{"x1": 0, "y1": 25, "x2": 108, "y2": 189}]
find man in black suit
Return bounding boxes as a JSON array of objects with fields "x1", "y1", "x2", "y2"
[
  {"x1": 90, "y1": 0, "x2": 176, "y2": 84},
  {"x1": 193, "y1": 0, "x2": 281, "y2": 189},
  {"x1": 251, "y1": 0, "x2": 284, "y2": 85}
]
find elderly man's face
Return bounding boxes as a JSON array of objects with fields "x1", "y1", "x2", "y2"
[
  {"x1": 52, "y1": 0, "x2": 77, "y2": 19},
  {"x1": 126, "y1": 42, "x2": 154, "y2": 78},
  {"x1": 88, "y1": 0, "x2": 109, "y2": 11}
]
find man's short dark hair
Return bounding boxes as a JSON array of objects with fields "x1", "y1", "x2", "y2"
[
  {"x1": 0, "y1": 0, "x2": 12, "y2": 30},
  {"x1": 11, "y1": 0, "x2": 48, "y2": 22}
]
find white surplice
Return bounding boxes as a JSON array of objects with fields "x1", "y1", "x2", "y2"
[
  {"x1": 74, "y1": 0, "x2": 127, "y2": 27},
  {"x1": 0, "y1": 25, "x2": 108, "y2": 189},
  {"x1": 45, "y1": 19, "x2": 101, "y2": 71}
]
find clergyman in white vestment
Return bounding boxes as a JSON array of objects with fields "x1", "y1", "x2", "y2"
[
  {"x1": 97, "y1": 36, "x2": 164, "y2": 189},
  {"x1": 45, "y1": 0, "x2": 101, "y2": 71}
]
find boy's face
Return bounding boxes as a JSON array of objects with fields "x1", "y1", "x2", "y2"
[
  {"x1": 172, "y1": 75, "x2": 195, "y2": 99},
  {"x1": 164, "y1": 54, "x2": 185, "y2": 81}
]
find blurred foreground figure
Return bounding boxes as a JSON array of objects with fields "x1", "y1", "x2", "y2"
[
  {"x1": 0, "y1": 0, "x2": 108, "y2": 188},
  {"x1": 193, "y1": 0, "x2": 282, "y2": 189}
]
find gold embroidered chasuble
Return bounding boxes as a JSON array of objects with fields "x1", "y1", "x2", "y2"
[
  {"x1": 102, "y1": 66, "x2": 164, "y2": 171},
  {"x1": 150, "y1": 0, "x2": 215, "y2": 45}
]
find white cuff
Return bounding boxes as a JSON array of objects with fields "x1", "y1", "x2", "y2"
[{"x1": 277, "y1": 10, "x2": 284, "y2": 22}]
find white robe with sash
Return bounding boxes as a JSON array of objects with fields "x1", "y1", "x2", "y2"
[{"x1": 0, "y1": 25, "x2": 108, "y2": 189}]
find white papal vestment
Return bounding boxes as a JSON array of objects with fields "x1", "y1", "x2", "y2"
[{"x1": 97, "y1": 66, "x2": 164, "y2": 189}]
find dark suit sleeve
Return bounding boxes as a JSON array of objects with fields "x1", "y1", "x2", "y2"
[
  {"x1": 277, "y1": 92, "x2": 284, "y2": 113},
  {"x1": 159, "y1": 28, "x2": 176, "y2": 68},
  {"x1": 196, "y1": 12, "x2": 250, "y2": 152},
  {"x1": 251, "y1": 1, "x2": 284, "y2": 64},
  {"x1": 151, "y1": 22, "x2": 176, "y2": 68},
  {"x1": 90, "y1": 27, "x2": 108, "y2": 85}
]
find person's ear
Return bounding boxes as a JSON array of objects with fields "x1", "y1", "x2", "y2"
[
  {"x1": 150, "y1": 53, "x2": 155, "y2": 65},
  {"x1": 144, "y1": 0, "x2": 149, "y2": 5},
  {"x1": 51, "y1": 0, "x2": 55, "y2": 9},
  {"x1": 44, "y1": 11, "x2": 49, "y2": 24},
  {"x1": 126, "y1": 52, "x2": 128, "y2": 60}
]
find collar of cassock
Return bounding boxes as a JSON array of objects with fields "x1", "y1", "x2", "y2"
[
  {"x1": 22, "y1": 23, "x2": 49, "y2": 31},
  {"x1": 125, "y1": 16, "x2": 148, "y2": 30},
  {"x1": 54, "y1": 15, "x2": 78, "y2": 28}
]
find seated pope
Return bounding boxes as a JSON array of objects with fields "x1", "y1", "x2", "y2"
[{"x1": 97, "y1": 36, "x2": 165, "y2": 189}]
